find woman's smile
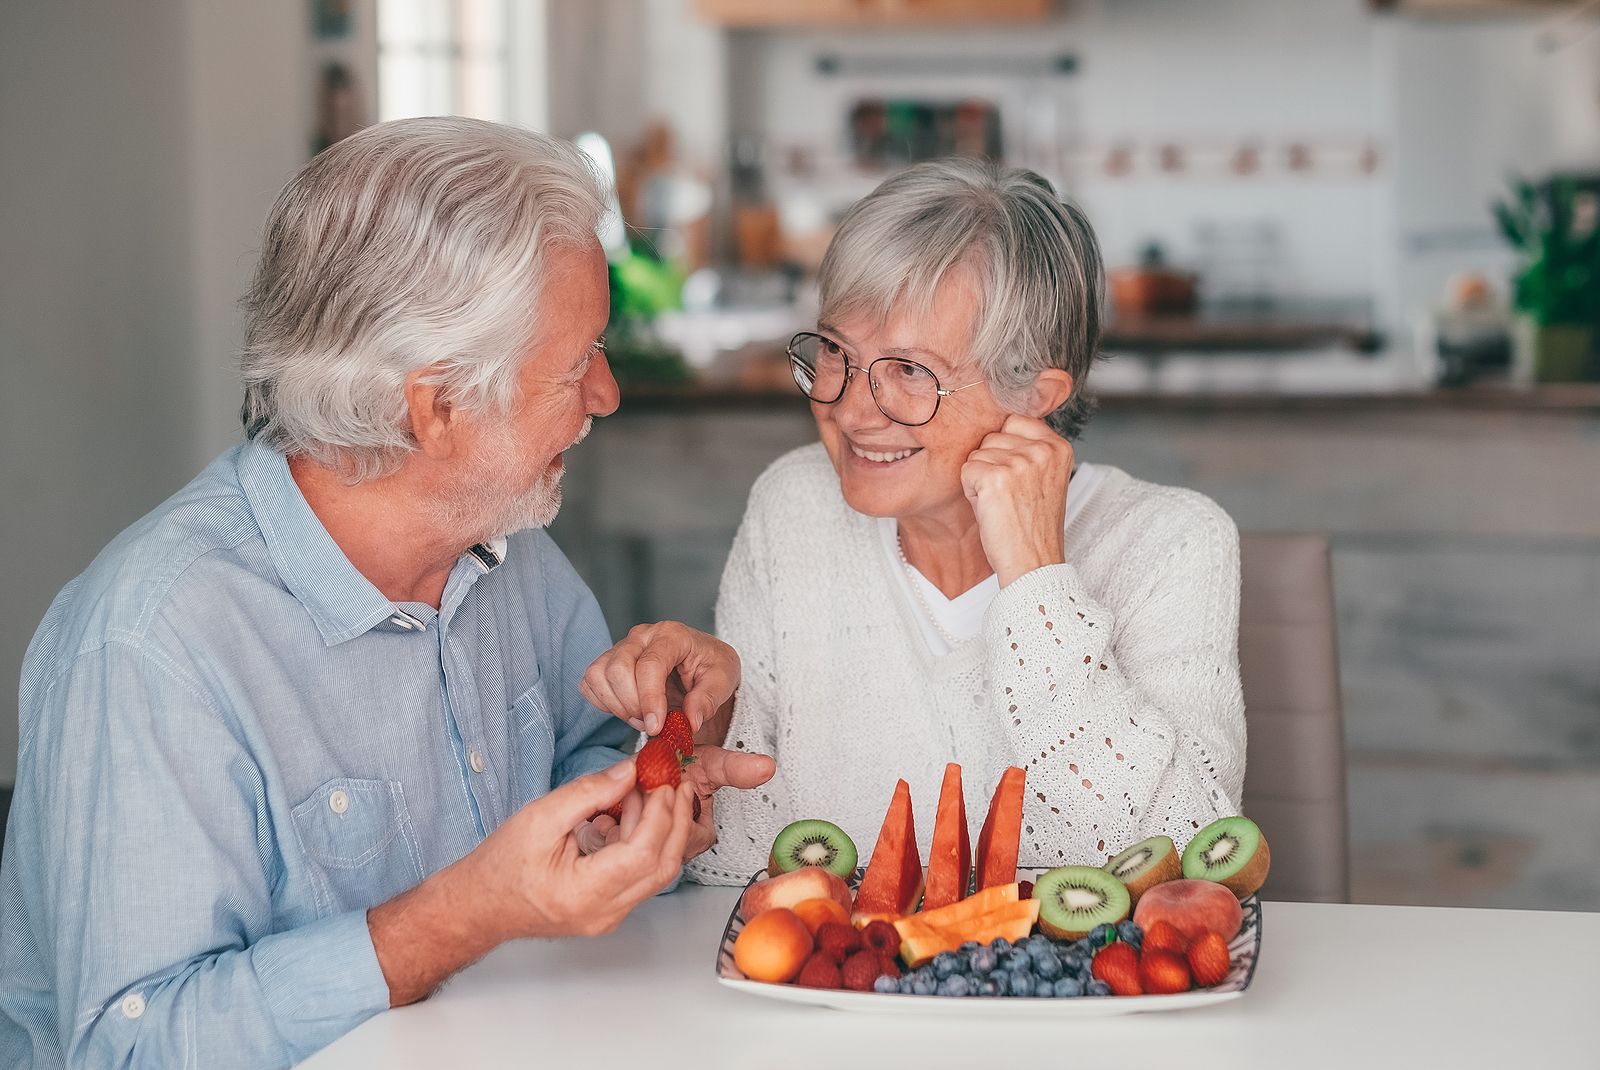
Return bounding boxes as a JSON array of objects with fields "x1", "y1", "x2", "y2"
[{"x1": 844, "y1": 436, "x2": 924, "y2": 468}]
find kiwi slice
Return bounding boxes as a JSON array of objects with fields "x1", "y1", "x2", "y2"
[
  {"x1": 1182, "y1": 815, "x2": 1271, "y2": 898},
  {"x1": 1033, "y1": 866, "x2": 1131, "y2": 940},
  {"x1": 1103, "y1": 835, "x2": 1182, "y2": 905},
  {"x1": 767, "y1": 819, "x2": 858, "y2": 880}
]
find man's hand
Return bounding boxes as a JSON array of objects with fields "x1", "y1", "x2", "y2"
[
  {"x1": 368, "y1": 758, "x2": 694, "y2": 1006},
  {"x1": 960, "y1": 414, "x2": 1074, "y2": 587},
  {"x1": 581, "y1": 621, "x2": 740, "y2": 736}
]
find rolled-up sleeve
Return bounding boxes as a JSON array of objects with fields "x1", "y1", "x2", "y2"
[{"x1": 18, "y1": 639, "x2": 388, "y2": 1068}]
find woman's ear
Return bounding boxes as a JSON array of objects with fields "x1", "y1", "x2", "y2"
[
  {"x1": 1025, "y1": 369, "x2": 1075, "y2": 418},
  {"x1": 404, "y1": 369, "x2": 459, "y2": 459}
]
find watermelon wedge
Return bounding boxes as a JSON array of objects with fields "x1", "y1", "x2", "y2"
[
  {"x1": 852, "y1": 778, "x2": 923, "y2": 920},
  {"x1": 974, "y1": 766, "x2": 1026, "y2": 891},
  {"x1": 922, "y1": 763, "x2": 970, "y2": 911}
]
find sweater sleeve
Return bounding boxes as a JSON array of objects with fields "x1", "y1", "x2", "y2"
[
  {"x1": 682, "y1": 493, "x2": 787, "y2": 887},
  {"x1": 986, "y1": 494, "x2": 1244, "y2": 865}
]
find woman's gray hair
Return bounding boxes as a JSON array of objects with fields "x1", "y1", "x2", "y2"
[
  {"x1": 240, "y1": 116, "x2": 609, "y2": 480},
  {"x1": 817, "y1": 158, "x2": 1104, "y2": 439}
]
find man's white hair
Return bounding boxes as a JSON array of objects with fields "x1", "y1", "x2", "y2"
[
  {"x1": 240, "y1": 116, "x2": 609, "y2": 480},
  {"x1": 817, "y1": 158, "x2": 1104, "y2": 440}
]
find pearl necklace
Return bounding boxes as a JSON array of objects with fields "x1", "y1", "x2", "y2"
[{"x1": 896, "y1": 532, "x2": 968, "y2": 650}]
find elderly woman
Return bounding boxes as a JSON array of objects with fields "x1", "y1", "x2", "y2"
[{"x1": 663, "y1": 159, "x2": 1245, "y2": 885}]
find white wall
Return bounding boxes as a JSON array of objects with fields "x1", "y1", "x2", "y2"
[
  {"x1": 731, "y1": 0, "x2": 1600, "y2": 335},
  {"x1": 0, "y1": 1, "x2": 310, "y2": 785}
]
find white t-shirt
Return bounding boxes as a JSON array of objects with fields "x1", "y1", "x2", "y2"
[{"x1": 877, "y1": 462, "x2": 1109, "y2": 656}]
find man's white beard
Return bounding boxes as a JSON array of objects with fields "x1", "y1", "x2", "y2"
[{"x1": 436, "y1": 417, "x2": 590, "y2": 543}]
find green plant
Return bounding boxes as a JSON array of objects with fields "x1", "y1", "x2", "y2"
[
  {"x1": 1493, "y1": 176, "x2": 1600, "y2": 327},
  {"x1": 604, "y1": 245, "x2": 692, "y2": 386}
]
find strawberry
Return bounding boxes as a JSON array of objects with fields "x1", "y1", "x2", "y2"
[
  {"x1": 795, "y1": 952, "x2": 842, "y2": 989},
  {"x1": 1187, "y1": 930, "x2": 1232, "y2": 988},
  {"x1": 1139, "y1": 948, "x2": 1192, "y2": 995},
  {"x1": 634, "y1": 737, "x2": 684, "y2": 792},
  {"x1": 1142, "y1": 919, "x2": 1190, "y2": 956},
  {"x1": 840, "y1": 950, "x2": 887, "y2": 992},
  {"x1": 1091, "y1": 941, "x2": 1143, "y2": 996},
  {"x1": 659, "y1": 709, "x2": 695, "y2": 759},
  {"x1": 859, "y1": 920, "x2": 900, "y2": 956},
  {"x1": 815, "y1": 921, "x2": 862, "y2": 963}
]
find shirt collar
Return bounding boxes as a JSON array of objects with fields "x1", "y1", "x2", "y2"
[{"x1": 236, "y1": 440, "x2": 509, "y2": 647}]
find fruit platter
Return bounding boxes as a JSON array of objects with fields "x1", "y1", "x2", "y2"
[{"x1": 715, "y1": 763, "x2": 1266, "y2": 1015}]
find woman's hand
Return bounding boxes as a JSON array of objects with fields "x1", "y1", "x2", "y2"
[
  {"x1": 960, "y1": 414, "x2": 1074, "y2": 587},
  {"x1": 581, "y1": 621, "x2": 741, "y2": 736}
]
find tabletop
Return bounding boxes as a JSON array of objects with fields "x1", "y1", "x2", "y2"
[{"x1": 301, "y1": 883, "x2": 1600, "y2": 1070}]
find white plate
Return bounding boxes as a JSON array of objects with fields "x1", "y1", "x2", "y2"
[{"x1": 715, "y1": 869, "x2": 1263, "y2": 1016}]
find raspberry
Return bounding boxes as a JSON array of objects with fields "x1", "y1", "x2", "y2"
[
  {"x1": 1091, "y1": 941, "x2": 1143, "y2": 996},
  {"x1": 1187, "y1": 930, "x2": 1232, "y2": 988},
  {"x1": 860, "y1": 920, "x2": 900, "y2": 956},
  {"x1": 1142, "y1": 919, "x2": 1190, "y2": 956},
  {"x1": 1139, "y1": 948, "x2": 1192, "y2": 995},
  {"x1": 875, "y1": 953, "x2": 901, "y2": 980},
  {"x1": 840, "y1": 950, "x2": 887, "y2": 992},
  {"x1": 794, "y1": 952, "x2": 842, "y2": 989},
  {"x1": 815, "y1": 921, "x2": 862, "y2": 963}
]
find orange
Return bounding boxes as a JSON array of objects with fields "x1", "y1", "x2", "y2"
[
  {"x1": 790, "y1": 896, "x2": 850, "y2": 935},
  {"x1": 732, "y1": 908, "x2": 813, "y2": 983}
]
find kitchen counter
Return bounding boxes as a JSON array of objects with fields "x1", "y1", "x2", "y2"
[{"x1": 301, "y1": 884, "x2": 1600, "y2": 1069}]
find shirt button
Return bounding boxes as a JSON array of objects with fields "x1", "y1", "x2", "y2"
[
  {"x1": 329, "y1": 789, "x2": 350, "y2": 814},
  {"x1": 121, "y1": 993, "x2": 145, "y2": 1019},
  {"x1": 469, "y1": 750, "x2": 486, "y2": 774}
]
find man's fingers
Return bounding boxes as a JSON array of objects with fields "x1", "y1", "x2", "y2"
[
  {"x1": 633, "y1": 646, "x2": 683, "y2": 733},
  {"x1": 528, "y1": 759, "x2": 636, "y2": 832}
]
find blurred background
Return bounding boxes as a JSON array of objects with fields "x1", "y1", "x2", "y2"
[{"x1": 1, "y1": 0, "x2": 1596, "y2": 911}]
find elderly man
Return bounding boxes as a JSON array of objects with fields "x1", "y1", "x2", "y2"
[{"x1": 0, "y1": 117, "x2": 768, "y2": 1068}]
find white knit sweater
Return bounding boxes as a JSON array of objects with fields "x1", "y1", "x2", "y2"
[{"x1": 683, "y1": 443, "x2": 1245, "y2": 887}]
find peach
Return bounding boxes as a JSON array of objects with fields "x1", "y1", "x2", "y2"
[
  {"x1": 1133, "y1": 879, "x2": 1244, "y2": 943},
  {"x1": 739, "y1": 867, "x2": 853, "y2": 921},
  {"x1": 791, "y1": 896, "x2": 851, "y2": 935},
  {"x1": 732, "y1": 908, "x2": 814, "y2": 983}
]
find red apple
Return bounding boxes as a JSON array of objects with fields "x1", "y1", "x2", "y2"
[
  {"x1": 740, "y1": 867, "x2": 853, "y2": 921},
  {"x1": 1132, "y1": 879, "x2": 1244, "y2": 943}
]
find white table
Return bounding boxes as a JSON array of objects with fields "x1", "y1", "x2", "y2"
[{"x1": 302, "y1": 885, "x2": 1600, "y2": 1069}]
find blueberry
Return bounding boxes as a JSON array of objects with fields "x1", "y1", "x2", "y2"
[
  {"x1": 969, "y1": 947, "x2": 998, "y2": 975},
  {"x1": 990, "y1": 937, "x2": 1013, "y2": 954},
  {"x1": 932, "y1": 952, "x2": 961, "y2": 979},
  {"x1": 1009, "y1": 973, "x2": 1036, "y2": 998},
  {"x1": 1086, "y1": 979, "x2": 1112, "y2": 997},
  {"x1": 976, "y1": 977, "x2": 1001, "y2": 997},
  {"x1": 1027, "y1": 941, "x2": 1057, "y2": 965},
  {"x1": 1032, "y1": 953, "x2": 1063, "y2": 981},
  {"x1": 1023, "y1": 934, "x2": 1053, "y2": 954},
  {"x1": 911, "y1": 974, "x2": 938, "y2": 996},
  {"x1": 874, "y1": 975, "x2": 901, "y2": 994},
  {"x1": 1072, "y1": 938, "x2": 1096, "y2": 958},
  {"x1": 1058, "y1": 949, "x2": 1089, "y2": 975},
  {"x1": 991, "y1": 972, "x2": 1011, "y2": 996},
  {"x1": 936, "y1": 974, "x2": 972, "y2": 997},
  {"x1": 1117, "y1": 920, "x2": 1144, "y2": 951},
  {"x1": 959, "y1": 941, "x2": 982, "y2": 953},
  {"x1": 1088, "y1": 923, "x2": 1118, "y2": 949},
  {"x1": 1052, "y1": 977, "x2": 1085, "y2": 998},
  {"x1": 897, "y1": 977, "x2": 916, "y2": 995}
]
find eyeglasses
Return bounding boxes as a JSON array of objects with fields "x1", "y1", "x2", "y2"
[{"x1": 787, "y1": 332, "x2": 986, "y2": 427}]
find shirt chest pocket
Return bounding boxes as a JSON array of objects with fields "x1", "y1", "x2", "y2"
[
  {"x1": 511, "y1": 678, "x2": 556, "y2": 801},
  {"x1": 291, "y1": 777, "x2": 425, "y2": 915}
]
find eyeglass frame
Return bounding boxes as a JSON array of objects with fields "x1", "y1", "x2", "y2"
[{"x1": 785, "y1": 331, "x2": 988, "y2": 427}]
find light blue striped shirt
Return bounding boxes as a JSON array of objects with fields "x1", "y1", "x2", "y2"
[{"x1": 0, "y1": 439, "x2": 632, "y2": 1067}]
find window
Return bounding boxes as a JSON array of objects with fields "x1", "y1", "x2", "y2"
[{"x1": 379, "y1": 0, "x2": 544, "y2": 125}]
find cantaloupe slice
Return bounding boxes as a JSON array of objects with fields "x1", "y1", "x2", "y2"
[
  {"x1": 852, "y1": 778, "x2": 923, "y2": 921},
  {"x1": 922, "y1": 763, "x2": 970, "y2": 911},
  {"x1": 897, "y1": 899, "x2": 1041, "y2": 966},
  {"x1": 914, "y1": 882, "x2": 1018, "y2": 929},
  {"x1": 974, "y1": 766, "x2": 1026, "y2": 891}
]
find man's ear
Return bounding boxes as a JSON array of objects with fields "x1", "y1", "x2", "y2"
[
  {"x1": 404, "y1": 369, "x2": 458, "y2": 459},
  {"x1": 1025, "y1": 369, "x2": 1075, "y2": 418}
]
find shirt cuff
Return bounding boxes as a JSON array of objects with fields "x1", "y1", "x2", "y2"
[{"x1": 254, "y1": 908, "x2": 390, "y2": 1053}]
